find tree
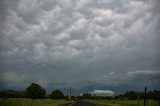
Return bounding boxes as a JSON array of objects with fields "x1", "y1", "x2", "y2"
[
  {"x1": 50, "y1": 89, "x2": 64, "y2": 99},
  {"x1": 124, "y1": 91, "x2": 137, "y2": 100},
  {"x1": 82, "y1": 93, "x2": 92, "y2": 99},
  {"x1": 25, "y1": 83, "x2": 46, "y2": 99},
  {"x1": 153, "y1": 89, "x2": 160, "y2": 100}
]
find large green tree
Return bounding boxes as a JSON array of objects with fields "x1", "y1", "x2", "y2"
[
  {"x1": 25, "y1": 83, "x2": 46, "y2": 99},
  {"x1": 50, "y1": 89, "x2": 64, "y2": 99}
]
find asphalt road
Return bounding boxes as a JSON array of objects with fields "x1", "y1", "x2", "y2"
[{"x1": 66, "y1": 100, "x2": 104, "y2": 106}]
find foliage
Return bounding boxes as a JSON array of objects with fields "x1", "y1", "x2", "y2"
[
  {"x1": 0, "y1": 90, "x2": 25, "y2": 98},
  {"x1": 25, "y1": 83, "x2": 46, "y2": 99},
  {"x1": 64, "y1": 95, "x2": 76, "y2": 101},
  {"x1": 147, "y1": 90, "x2": 160, "y2": 100},
  {"x1": 115, "y1": 89, "x2": 160, "y2": 100},
  {"x1": 50, "y1": 89, "x2": 64, "y2": 99},
  {"x1": 125, "y1": 91, "x2": 137, "y2": 100},
  {"x1": 82, "y1": 93, "x2": 92, "y2": 99},
  {"x1": 81, "y1": 93, "x2": 113, "y2": 100}
]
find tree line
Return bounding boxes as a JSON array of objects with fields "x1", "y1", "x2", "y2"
[
  {"x1": 114, "y1": 90, "x2": 160, "y2": 100},
  {"x1": 81, "y1": 90, "x2": 160, "y2": 100},
  {"x1": 0, "y1": 83, "x2": 159, "y2": 101},
  {"x1": 0, "y1": 83, "x2": 64, "y2": 100}
]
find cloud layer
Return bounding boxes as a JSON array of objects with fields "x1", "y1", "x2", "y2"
[{"x1": 0, "y1": 0, "x2": 160, "y2": 93}]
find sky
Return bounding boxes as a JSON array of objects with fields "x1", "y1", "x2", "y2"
[{"x1": 0, "y1": 0, "x2": 160, "y2": 95}]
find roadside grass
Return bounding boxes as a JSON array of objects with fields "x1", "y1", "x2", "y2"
[
  {"x1": 89, "y1": 99, "x2": 159, "y2": 106},
  {"x1": 0, "y1": 98, "x2": 71, "y2": 106}
]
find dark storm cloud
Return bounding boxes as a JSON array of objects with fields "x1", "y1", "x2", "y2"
[{"x1": 0, "y1": 0, "x2": 160, "y2": 93}]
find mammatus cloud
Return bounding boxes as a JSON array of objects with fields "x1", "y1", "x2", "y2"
[{"x1": 0, "y1": 0, "x2": 160, "y2": 93}]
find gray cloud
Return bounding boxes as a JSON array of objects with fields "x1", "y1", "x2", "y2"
[{"x1": 0, "y1": 0, "x2": 160, "y2": 93}]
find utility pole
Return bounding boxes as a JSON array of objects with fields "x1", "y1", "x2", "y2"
[
  {"x1": 144, "y1": 87, "x2": 147, "y2": 106},
  {"x1": 69, "y1": 87, "x2": 71, "y2": 100},
  {"x1": 138, "y1": 91, "x2": 140, "y2": 104}
]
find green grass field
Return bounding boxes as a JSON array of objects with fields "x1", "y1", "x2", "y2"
[
  {"x1": 90, "y1": 99, "x2": 159, "y2": 106},
  {"x1": 0, "y1": 98, "x2": 71, "y2": 106},
  {"x1": 0, "y1": 98, "x2": 159, "y2": 106}
]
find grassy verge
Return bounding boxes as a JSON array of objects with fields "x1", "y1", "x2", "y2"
[
  {"x1": 0, "y1": 98, "x2": 71, "y2": 106},
  {"x1": 89, "y1": 99, "x2": 159, "y2": 106}
]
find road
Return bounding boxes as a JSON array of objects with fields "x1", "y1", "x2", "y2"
[{"x1": 66, "y1": 100, "x2": 104, "y2": 106}]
